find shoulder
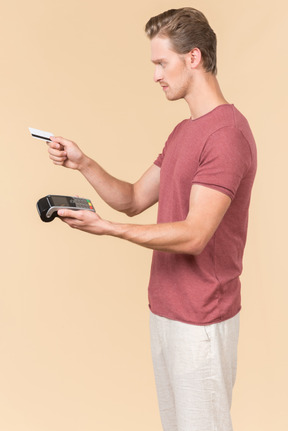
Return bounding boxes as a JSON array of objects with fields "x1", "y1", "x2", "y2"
[
  {"x1": 206, "y1": 105, "x2": 256, "y2": 162},
  {"x1": 169, "y1": 119, "x2": 191, "y2": 136},
  {"x1": 163, "y1": 118, "x2": 192, "y2": 148},
  {"x1": 205, "y1": 125, "x2": 252, "y2": 164}
]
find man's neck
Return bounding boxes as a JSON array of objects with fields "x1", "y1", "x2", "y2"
[{"x1": 185, "y1": 72, "x2": 229, "y2": 120}]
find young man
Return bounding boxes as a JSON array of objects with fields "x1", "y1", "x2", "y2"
[{"x1": 47, "y1": 8, "x2": 257, "y2": 431}]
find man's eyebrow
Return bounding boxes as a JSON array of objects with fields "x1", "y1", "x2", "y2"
[{"x1": 151, "y1": 58, "x2": 167, "y2": 64}]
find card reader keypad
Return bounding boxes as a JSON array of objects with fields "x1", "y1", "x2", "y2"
[{"x1": 73, "y1": 198, "x2": 94, "y2": 210}]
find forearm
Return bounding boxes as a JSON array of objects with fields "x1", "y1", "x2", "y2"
[
  {"x1": 103, "y1": 219, "x2": 204, "y2": 255},
  {"x1": 57, "y1": 184, "x2": 230, "y2": 255},
  {"x1": 79, "y1": 156, "x2": 135, "y2": 214},
  {"x1": 48, "y1": 137, "x2": 159, "y2": 216}
]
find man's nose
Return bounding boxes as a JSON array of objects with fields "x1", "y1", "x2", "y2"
[{"x1": 153, "y1": 66, "x2": 163, "y2": 83}]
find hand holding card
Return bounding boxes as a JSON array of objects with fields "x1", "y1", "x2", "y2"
[{"x1": 30, "y1": 127, "x2": 86, "y2": 171}]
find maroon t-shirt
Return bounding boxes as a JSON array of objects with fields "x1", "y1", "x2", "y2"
[{"x1": 148, "y1": 104, "x2": 257, "y2": 325}]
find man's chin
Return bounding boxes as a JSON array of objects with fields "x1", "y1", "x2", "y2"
[{"x1": 165, "y1": 93, "x2": 182, "y2": 101}]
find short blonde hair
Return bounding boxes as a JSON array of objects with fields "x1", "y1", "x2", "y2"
[{"x1": 145, "y1": 8, "x2": 217, "y2": 75}]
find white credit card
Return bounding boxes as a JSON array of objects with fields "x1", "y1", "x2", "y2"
[{"x1": 29, "y1": 127, "x2": 54, "y2": 141}]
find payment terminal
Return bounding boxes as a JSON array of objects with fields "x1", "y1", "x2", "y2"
[{"x1": 37, "y1": 195, "x2": 95, "y2": 222}]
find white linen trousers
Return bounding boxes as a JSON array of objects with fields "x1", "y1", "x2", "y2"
[{"x1": 149, "y1": 311, "x2": 240, "y2": 431}]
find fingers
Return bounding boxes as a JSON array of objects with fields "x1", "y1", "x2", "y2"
[
  {"x1": 47, "y1": 137, "x2": 66, "y2": 152},
  {"x1": 58, "y1": 210, "x2": 98, "y2": 231},
  {"x1": 58, "y1": 209, "x2": 84, "y2": 229},
  {"x1": 47, "y1": 138, "x2": 67, "y2": 164},
  {"x1": 57, "y1": 210, "x2": 105, "y2": 235},
  {"x1": 58, "y1": 209, "x2": 82, "y2": 219},
  {"x1": 48, "y1": 149, "x2": 67, "y2": 164},
  {"x1": 48, "y1": 136, "x2": 71, "y2": 153},
  {"x1": 48, "y1": 152, "x2": 67, "y2": 164},
  {"x1": 47, "y1": 136, "x2": 82, "y2": 169},
  {"x1": 50, "y1": 136, "x2": 72, "y2": 147},
  {"x1": 58, "y1": 208, "x2": 99, "y2": 224}
]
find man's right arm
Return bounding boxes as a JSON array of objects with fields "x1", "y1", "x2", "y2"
[{"x1": 47, "y1": 136, "x2": 160, "y2": 217}]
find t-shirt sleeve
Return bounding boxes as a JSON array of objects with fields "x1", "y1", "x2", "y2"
[
  {"x1": 154, "y1": 123, "x2": 179, "y2": 168},
  {"x1": 154, "y1": 150, "x2": 165, "y2": 168},
  {"x1": 192, "y1": 126, "x2": 252, "y2": 200}
]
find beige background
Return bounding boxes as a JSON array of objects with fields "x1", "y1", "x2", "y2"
[{"x1": 0, "y1": 0, "x2": 287, "y2": 430}]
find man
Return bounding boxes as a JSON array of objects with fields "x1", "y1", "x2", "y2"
[{"x1": 47, "y1": 8, "x2": 257, "y2": 431}]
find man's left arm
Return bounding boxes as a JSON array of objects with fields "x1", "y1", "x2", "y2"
[{"x1": 58, "y1": 184, "x2": 231, "y2": 255}]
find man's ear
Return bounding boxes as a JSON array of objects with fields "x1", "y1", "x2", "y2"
[{"x1": 187, "y1": 48, "x2": 202, "y2": 69}]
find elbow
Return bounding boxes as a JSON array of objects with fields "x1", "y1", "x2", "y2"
[
  {"x1": 191, "y1": 244, "x2": 205, "y2": 256},
  {"x1": 121, "y1": 204, "x2": 142, "y2": 218},
  {"x1": 121, "y1": 198, "x2": 144, "y2": 218},
  {"x1": 123, "y1": 208, "x2": 139, "y2": 218},
  {"x1": 119, "y1": 187, "x2": 142, "y2": 217},
  {"x1": 186, "y1": 236, "x2": 207, "y2": 256}
]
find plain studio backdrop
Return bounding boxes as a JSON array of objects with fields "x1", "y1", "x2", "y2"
[{"x1": 0, "y1": 0, "x2": 287, "y2": 430}]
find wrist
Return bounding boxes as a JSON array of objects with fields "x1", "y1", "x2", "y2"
[
  {"x1": 78, "y1": 154, "x2": 91, "y2": 172},
  {"x1": 104, "y1": 221, "x2": 127, "y2": 239}
]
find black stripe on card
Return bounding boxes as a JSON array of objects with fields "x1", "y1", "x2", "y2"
[{"x1": 32, "y1": 133, "x2": 51, "y2": 141}]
